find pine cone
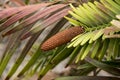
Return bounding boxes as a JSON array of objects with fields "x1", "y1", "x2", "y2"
[{"x1": 41, "y1": 26, "x2": 84, "y2": 51}]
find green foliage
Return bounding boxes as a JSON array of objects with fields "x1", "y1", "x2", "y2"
[
  {"x1": 56, "y1": 76, "x2": 120, "y2": 80},
  {"x1": 0, "y1": 0, "x2": 120, "y2": 80}
]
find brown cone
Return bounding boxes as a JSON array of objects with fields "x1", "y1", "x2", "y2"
[{"x1": 41, "y1": 26, "x2": 84, "y2": 51}]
